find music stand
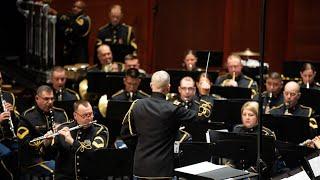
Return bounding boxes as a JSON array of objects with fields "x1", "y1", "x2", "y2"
[
  {"x1": 211, "y1": 85, "x2": 252, "y2": 99},
  {"x1": 211, "y1": 99, "x2": 249, "y2": 131},
  {"x1": 304, "y1": 150, "x2": 320, "y2": 179},
  {"x1": 207, "y1": 130, "x2": 275, "y2": 165},
  {"x1": 166, "y1": 70, "x2": 218, "y2": 93},
  {"x1": 79, "y1": 148, "x2": 133, "y2": 178},
  {"x1": 53, "y1": 100, "x2": 76, "y2": 119},
  {"x1": 262, "y1": 114, "x2": 312, "y2": 144},
  {"x1": 110, "y1": 44, "x2": 135, "y2": 62},
  {"x1": 105, "y1": 100, "x2": 133, "y2": 145},
  {"x1": 300, "y1": 87, "x2": 320, "y2": 115},
  {"x1": 195, "y1": 51, "x2": 223, "y2": 68}
]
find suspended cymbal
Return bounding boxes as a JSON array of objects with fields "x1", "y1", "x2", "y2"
[{"x1": 233, "y1": 48, "x2": 260, "y2": 57}]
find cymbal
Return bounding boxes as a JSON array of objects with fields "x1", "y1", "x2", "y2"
[{"x1": 233, "y1": 48, "x2": 260, "y2": 57}]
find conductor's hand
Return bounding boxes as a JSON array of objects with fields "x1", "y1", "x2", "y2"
[
  {"x1": 59, "y1": 127, "x2": 74, "y2": 145},
  {"x1": 0, "y1": 111, "x2": 10, "y2": 122},
  {"x1": 312, "y1": 136, "x2": 320, "y2": 149},
  {"x1": 43, "y1": 130, "x2": 54, "y2": 147}
]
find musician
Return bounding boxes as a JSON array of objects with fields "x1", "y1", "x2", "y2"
[
  {"x1": 182, "y1": 50, "x2": 201, "y2": 71},
  {"x1": 42, "y1": 100, "x2": 109, "y2": 179},
  {"x1": 124, "y1": 54, "x2": 146, "y2": 76},
  {"x1": 50, "y1": 0, "x2": 91, "y2": 64},
  {"x1": 89, "y1": 44, "x2": 114, "y2": 72},
  {"x1": 110, "y1": 68, "x2": 149, "y2": 101},
  {"x1": 17, "y1": 85, "x2": 68, "y2": 176},
  {"x1": 299, "y1": 63, "x2": 320, "y2": 90},
  {"x1": 195, "y1": 72, "x2": 223, "y2": 105},
  {"x1": 253, "y1": 72, "x2": 284, "y2": 113},
  {"x1": 269, "y1": 81, "x2": 318, "y2": 132},
  {"x1": 96, "y1": 4, "x2": 137, "y2": 62},
  {"x1": 120, "y1": 70, "x2": 212, "y2": 179},
  {"x1": 51, "y1": 66, "x2": 80, "y2": 101},
  {"x1": 215, "y1": 54, "x2": 258, "y2": 91},
  {"x1": 173, "y1": 76, "x2": 197, "y2": 110},
  {"x1": 0, "y1": 72, "x2": 18, "y2": 179}
]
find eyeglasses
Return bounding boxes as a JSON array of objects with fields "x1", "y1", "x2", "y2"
[
  {"x1": 38, "y1": 96, "x2": 55, "y2": 101},
  {"x1": 75, "y1": 111, "x2": 93, "y2": 118}
]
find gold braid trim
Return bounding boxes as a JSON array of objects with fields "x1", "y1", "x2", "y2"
[
  {"x1": 122, "y1": 99, "x2": 138, "y2": 136},
  {"x1": 77, "y1": 141, "x2": 92, "y2": 152},
  {"x1": 198, "y1": 100, "x2": 212, "y2": 118}
]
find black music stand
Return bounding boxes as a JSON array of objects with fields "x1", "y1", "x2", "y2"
[
  {"x1": 105, "y1": 100, "x2": 133, "y2": 145},
  {"x1": 271, "y1": 166, "x2": 311, "y2": 180},
  {"x1": 300, "y1": 87, "x2": 320, "y2": 115},
  {"x1": 79, "y1": 148, "x2": 133, "y2": 178},
  {"x1": 304, "y1": 150, "x2": 320, "y2": 180},
  {"x1": 211, "y1": 99, "x2": 249, "y2": 131},
  {"x1": 87, "y1": 72, "x2": 151, "y2": 96},
  {"x1": 195, "y1": 50, "x2": 223, "y2": 68},
  {"x1": 166, "y1": 70, "x2": 218, "y2": 93},
  {"x1": 110, "y1": 44, "x2": 135, "y2": 62},
  {"x1": 211, "y1": 85, "x2": 252, "y2": 99},
  {"x1": 207, "y1": 130, "x2": 275, "y2": 166},
  {"x1": 262, "y1": 114, "x2": 312, "y2": 144},
  {"x1": 53, "y1": 100, "x2": 76, "y2": 119}
]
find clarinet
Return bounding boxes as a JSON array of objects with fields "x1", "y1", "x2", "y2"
[
  {"x1": 48, "y1": 109, "x2": 55, "y2": 132},
  {"x1": 265, "y1": 92, "x2": 272, "y2": 114},
  {"x1": 0, "y1": 87, "x2": 16, "y2": 138},
  {"x1": 57, "y1": 88, "x2": 63, "y2": 101}
]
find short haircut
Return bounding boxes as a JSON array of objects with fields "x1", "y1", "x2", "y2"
[
  {"x1": 124, "y1": 54, "x2": 138, "y2": 61},
  {"x1": 36, "y1": 85, "x2": 53, "y2": 95},
  {"x1": 267, "y1": 71, "x2": 282, "y2": 80},
  {"x1": 151, "y1": 70, "x2": 170, "y2": 89},
  {"x1": 180, "y1": 76, "x2": 195, "y2": 86},
  {"x1": 126, "y1": 68, "x2": 140, "y2": 78},
  {"x1": 73, "y1": 100, "x2": 90, "y2": 112},
  {"x1": 51, "y1": 66, "x2": 65, "y2": 75}
]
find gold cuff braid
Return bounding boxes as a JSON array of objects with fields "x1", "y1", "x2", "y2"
[{"x1": 198, "y1": 100, "x2": 212, "y2": 118}]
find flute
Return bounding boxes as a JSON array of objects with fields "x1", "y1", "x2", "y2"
[{"x1": 30, "y1": 120, "x2": 97, "y2": 143}]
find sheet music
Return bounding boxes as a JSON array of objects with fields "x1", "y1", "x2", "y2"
[
  {"x1": 282, "y1": 170, "x2": 310, "y2": 180},
  {"x1": 175, "y1": 161, "x2": 225, "y2": 175},
  {"x1": 308, "y1": 155, "x2": 320, "y2": 177}
]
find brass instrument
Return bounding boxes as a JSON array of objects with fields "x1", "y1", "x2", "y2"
[
  {"x1": 0, "y1": 87, "x2": 16, "y2": 138},
  {"x1": 30, "y1": 120, "x2": 97, "y2": 143},
  {"x1": 98, "y1": 94, "x2": 108, "y2": 118},
  {"x1": 232, "y1": 48, "x2": 260, "y2": 57}
]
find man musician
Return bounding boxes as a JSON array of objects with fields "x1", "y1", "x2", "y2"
[{"x1": 17, "y1": 85, "x2": 68, "y2": 177}]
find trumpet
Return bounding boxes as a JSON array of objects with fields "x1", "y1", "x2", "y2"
[
  {"x1": 30, "y1": 120, "x2": 97, "y2": 143},
  {"x1": 0, "y1": 87, "x2": 16, "y2": 138}
]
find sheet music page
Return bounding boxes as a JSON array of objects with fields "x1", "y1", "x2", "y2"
[
  {"x1": 282, "y1": 170, "x2": 310, "y2": 180},
  {"x1": 175, "y1": 161, "x2": 226, "y2": 175},
  {"x1": 308, "y1": 156, "x2": 320, "y2": 177}
]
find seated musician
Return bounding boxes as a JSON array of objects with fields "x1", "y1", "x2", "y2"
[
  {"x1": 0, "y1": 71, "x2": 19, "y2": 178},
  {"x1": 299, "y1": 63, "x2": 320, "y2": 90},
  {"x1": 173, "y1": 76, "x2": 198, "y2": 110},
  {"x1": 253, "y1": 72, "x2": 284, "y2": 114},
  {"x1": 182, "y1": 50, "x2": 201, "y2": 71},
  {"x1": 269, "y1": 81, "x2": 318, "y2": 131},
  {"x1": 89, "y1": 44, "x2": 118, "y2": 72},
  {"x1": 110, "y1": 68, "x2": 149, "y2": 101},
  {"x1": 124, "y1": 54, "x2": 147, "y2": 77},
  {"x1": 228, "y1": 101, "x2": 278, "y2": 174},
  {"x1": 215, "y1": 54, "x2": 258, "y2": 92},
  {"x1": 17, "y1": 85, "x2": 69, "y2": 176},
  {"x1": 42, "y1": 100, "x2": 109, "y2": 180},
  {"x1": 51, "y1": 66, "x2": 80, "y2": 101}
]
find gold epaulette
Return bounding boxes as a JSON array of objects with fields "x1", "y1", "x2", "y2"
[
  {"x1": 66, "y1": 88, "x2": 80, "y2": 100},
  {"x1": 300, "y1": 105, "x2": 313, "y2": 117},
  {"x1": 111, "y1": 89, "x2": 124, "y2": 98},
  {"x1": 23, "y1": 106, "x2": 36, "y2": 116},
  {"x1": 138, "y1": 90, "x2": 150, "y2": 97}
]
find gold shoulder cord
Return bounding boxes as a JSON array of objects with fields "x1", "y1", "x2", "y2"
[{"x1": 122, "y1": 99, "x2": 139, "y2": 136}]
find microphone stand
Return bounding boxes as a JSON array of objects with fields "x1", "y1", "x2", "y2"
[{"x1": 258, "y1": 0, "x2": 267, "y2": 178}]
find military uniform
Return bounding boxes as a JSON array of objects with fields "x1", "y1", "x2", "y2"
[
  {"x1": 96, "y1": 23, "x2": 137, "y2": 61},
  {"x1": 54, "y1": 88, "x2": 80, "y2": 101},
  {"x1": 17, "y1": 106, "x2": 68, "y2": 173},
  {"x1": 253, "y1": 91, "x2": 284, "y2": 113},
  {"x1": 42, "y1": 121, "x2": 109, "y2": 180},
  {"x1": 0, "y1": 90, "x2": 17, "y2": 139},
  {"x1": 110, "y1": 89, "x2": 149, "y2": 101},
  {"x1": 121, "y1": 92, "x2": 212, "y2": 178},
  {"x1": 299, "y1": 81, "x2": 320, "y2": 90},
  {"x1": 215, "y1": 73, "x2": 258, "y2": 92},
  {"x1": 57, "y1": 13, "x2": 91, "y2": 64}
]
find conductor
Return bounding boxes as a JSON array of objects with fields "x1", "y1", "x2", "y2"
[{"x1": 121, "y1": 70, "x2": 212, "y2": 179}]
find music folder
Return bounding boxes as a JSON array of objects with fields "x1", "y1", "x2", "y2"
[
  {"x1": 166, "y1": 69, "x2": 218, "y2": 93},
  {"x1": 304, "y1": 150, "x2": 320, "y2": 179},
  {"x1": 211, "y1": 85, "x2": 252, "y2": 99},
  {"x1": 262, "y1": 114, "x2": 312, "y2": 144}
]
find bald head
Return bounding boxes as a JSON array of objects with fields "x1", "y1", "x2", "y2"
[
  {"x1": 97, "y1": 44, "x2": 113, "y2": 65},
  {"x1": 151, "y1": 70, "x2": 170, "y2": 93},
  {"x1": 283, "y1": 81, "x2": 300, "y2": 107},
  {"x1": 109, "y1": 4, "x2": 123, "y2": 26}
]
